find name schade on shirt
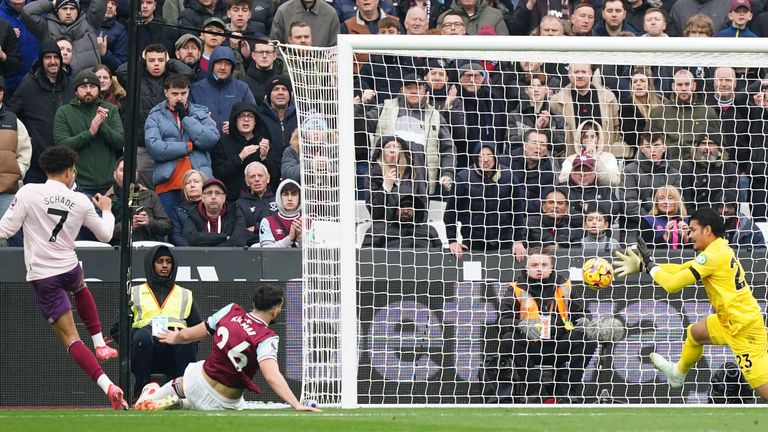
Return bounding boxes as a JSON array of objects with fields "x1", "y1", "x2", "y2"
[{"x1": 43, "y1": 195, "x2": 77, "y2": 210}]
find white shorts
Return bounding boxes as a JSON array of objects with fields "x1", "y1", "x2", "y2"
[{"x1": 182, "y1": 360, "x2": 245, "y2": 410}]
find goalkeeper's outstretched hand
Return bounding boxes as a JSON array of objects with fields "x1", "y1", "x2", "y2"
[
  {"x1": 635, "y1": 237, "x2": 656, "y2": 271},
  {"x1": 614, "y1": 247, "x2": 642, "y2": 278}
]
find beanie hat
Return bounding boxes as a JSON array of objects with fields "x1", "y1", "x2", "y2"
[
  {"x1": 54, "y1": 0, "x2": 79, "y2": 13},
  {"x1": 73, "y1": 70, "x2": 99, "y2": 89},
  {"x1": 265, "y1": 74, "x2": 292, "y2": 95}
]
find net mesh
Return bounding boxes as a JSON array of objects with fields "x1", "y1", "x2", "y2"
[{"x1": 281, "y1": 39, "x2": 768, "y2": 405}]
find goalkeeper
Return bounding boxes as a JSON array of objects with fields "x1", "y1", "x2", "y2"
[{"x1": 614, "y1": 207, "x2": 768, "y2": 401}]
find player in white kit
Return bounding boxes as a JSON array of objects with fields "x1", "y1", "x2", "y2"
[{"x1": 0, "y1": 146, "x2": 128, "y2": 410}]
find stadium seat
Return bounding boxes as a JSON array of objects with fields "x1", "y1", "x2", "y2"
[
  {"x1": 427, "y1": 200, "x2": 450, "y2": 249},
  {"x1": 313, "y1": 220, "x2": 342, "y2": 248},
  {"x1": 355, "y1": 200, "x2": 372, "y2": 249},
  {"x1": 756, "y1": 222, "x2": 768, "y2": 242}
]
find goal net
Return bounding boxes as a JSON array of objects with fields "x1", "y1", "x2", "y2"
[{"x1": 280, "y1": 36, "x2": 768, "y2": 406}]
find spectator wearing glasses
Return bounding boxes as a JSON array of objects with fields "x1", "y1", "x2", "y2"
[
  {"x1": 242, "y1": 42, "x2": 284, "y2": 104},
  {"x1": 440, "y1": 10, "x2": 466, "y2": 35},
  {"x1": 438, "y1": 0, "x2": 508, "y2": 35},
  {"x1": 182, "y1": 178, "x2": 249, "y2": 246}
]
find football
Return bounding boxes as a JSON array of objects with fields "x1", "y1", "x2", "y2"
[{"x1": 582, "y1": 257, "x2": 614, "y2": 289}]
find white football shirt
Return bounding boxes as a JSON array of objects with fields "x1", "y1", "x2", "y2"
[{"x1": 0, "y1": 180, "x2": 114, "y2": 281}]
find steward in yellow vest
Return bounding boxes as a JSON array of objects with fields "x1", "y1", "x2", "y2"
[
  {"x1": 129, "y1": 245, "x2": 201, "y2": 397},
  {"x1": 498, "y1": 249, "x2": 597, "y2": 403}
]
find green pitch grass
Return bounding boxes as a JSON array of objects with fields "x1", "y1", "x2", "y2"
[{"x1": 1, "y1": 408, "x2": 767, "y2": 432}]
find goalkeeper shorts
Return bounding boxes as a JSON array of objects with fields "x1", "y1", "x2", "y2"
[{"x1": 706, "y1": 314, "x2": 768, "y2": 389}]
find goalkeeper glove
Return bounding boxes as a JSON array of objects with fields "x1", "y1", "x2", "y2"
[
  {"x1": 613, "y1": 247, "x2": 642, "y2": 278},
  {"x1": 635, "y1": 237, "x2": 657, "y2": 272},
  {"x1": 516, "y1": 319, "x2": 541, "y2": 341}
]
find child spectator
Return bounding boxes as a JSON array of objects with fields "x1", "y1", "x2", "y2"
[
  {"x1": 582, "y1": 207, "x2": 620, "y2": 256},
  {"x1": 198, "y1": 17, "x2": 227, "y2": 75},
  {"x1": 715, "y1": 0, "x2": 756, "y2": 37},
  {"x1": 259, "y1": 179, "x2": 306, "y2": 248}
]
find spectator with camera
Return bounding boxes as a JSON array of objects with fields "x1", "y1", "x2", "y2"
[{"x1": 106, "y1": 157, "x2": 171, "y2": 244}]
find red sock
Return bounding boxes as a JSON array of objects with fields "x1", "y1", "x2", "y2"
[
  {"x1": 74, "y1": 287, "x2": 102, "y2": 336},
  {"x1": 67, "y1": 339, "x2": 104, "y2": 382}
]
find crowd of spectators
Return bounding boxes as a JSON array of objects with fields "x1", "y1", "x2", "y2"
[{"x1": 0, "y1": 0, "x2": 765, "y2": 253}]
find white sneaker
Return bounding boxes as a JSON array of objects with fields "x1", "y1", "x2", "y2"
[{"x1": 650, "y1": 352, "x2": 686, "y2": 388}]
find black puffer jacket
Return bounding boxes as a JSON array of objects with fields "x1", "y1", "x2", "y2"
[{"x1": 241, "y1": 57, "x2": 284, "y2": 105}]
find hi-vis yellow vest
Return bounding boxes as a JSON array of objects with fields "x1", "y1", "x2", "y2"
[
  {"x1": 131, "y1": 284, "x2": 193, "y2": 329},
  {"x1": 511, "y1": 280, "x2": 575, "y2": 331}
]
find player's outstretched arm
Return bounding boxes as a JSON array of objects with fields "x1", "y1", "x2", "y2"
[
  {"x1": 158, "y1": 322, "x2": 209, "y2": 345},
  {"x1": 648, "y1": 264, "x2": 697, "y2": 294},
  {"x1": 260, "y1": 359, "x2": 321, "y2": 412}
]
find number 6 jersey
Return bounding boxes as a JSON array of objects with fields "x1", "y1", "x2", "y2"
[
  {"x1": 0, "y1": 180, "x2": 114, "y2": 281},
  {"x1": 203, "y1": 303, "x2": 279, "y2": 393}
]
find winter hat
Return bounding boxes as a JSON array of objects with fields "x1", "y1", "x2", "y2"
[
  {"x1": 401, "y1": 72, "x2": 422, "y2": 86},
  {"x1": 459, "y1": 62, "x2": 485, "y2": 76},
  {"x1": 54, "y1": 0, "x2": 79, "y2": 13},
  {"x1": 572, "y1": 154, "x2": 596, "y2": 171},
  {"x1": 265, "y1": 74, "x2": 292, "y2": 95},
  {"x1": 175, "y1": 34, "x2": 203, "y2": 50},
  {"x1": 73, "y1": 70, "x2": 99, "y2": 89},
  {"x1": 202, "y1": 178, "x2": 227, "y2": 194}
]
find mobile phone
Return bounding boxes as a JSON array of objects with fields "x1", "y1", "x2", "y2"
[{"x1": 135, "y1": 206, "x2": 145, "y2": 214}]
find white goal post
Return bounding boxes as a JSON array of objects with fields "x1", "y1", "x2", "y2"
[{"x1": 281, "y1": 36, "x2": 768, "y2": 408}]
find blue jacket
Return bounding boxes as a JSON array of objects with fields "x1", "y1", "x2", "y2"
[
  {"x1": 190, "y1": 46, "x2": 256, "y2": 131},
  {"x1": 144, "y1": 101, "x2": 220, "y2": 186},
  {"x1": 98, "y1": 17, "x2": 127, "y2": 72},
  {"x1": 0, "y1": 0, "x2": 40, "y2": 92},
  {"x1": 715, "y1": 25, "x2": 757, "y2": 37}
]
